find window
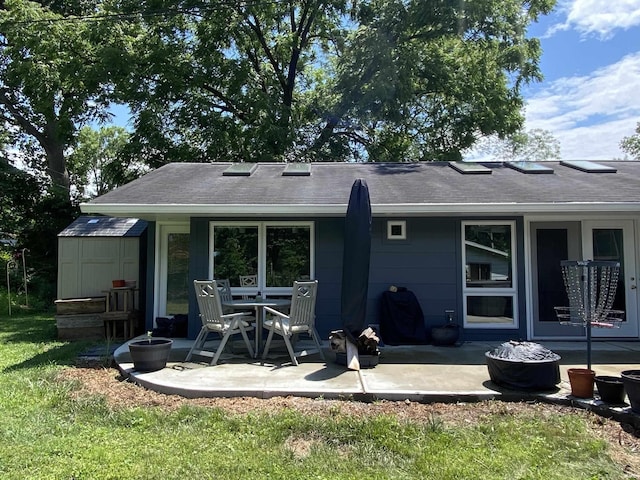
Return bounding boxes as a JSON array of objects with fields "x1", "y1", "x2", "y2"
[
  {"x1": 462, "y1": 222, "x2": 517, "y2": 328},
  {"x1": 211, "y1": 222, "x2": 313, "y2": 294}
]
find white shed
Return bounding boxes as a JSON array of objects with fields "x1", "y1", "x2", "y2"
[{"x1": 57, "y1": 216, "x2": 147, "y2": 300}]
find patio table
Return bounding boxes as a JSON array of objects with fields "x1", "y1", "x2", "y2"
[{"x1": 222, "y1": 298, "x2": 291, "y2": 357}]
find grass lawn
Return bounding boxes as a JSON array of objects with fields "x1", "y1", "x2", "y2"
[{"x1": 0, "y1": 313, "x2": 637, "y2": 479}]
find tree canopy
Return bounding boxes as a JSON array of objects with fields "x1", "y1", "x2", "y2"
[
  {"x1": 620, "y1": 122, "x2": 640, "y2": 160},
  {"x1": 0, "y1": 0, "x2": 556, "y2": 195},
  {"x1": 0, "y1": 0, "x2": 136, "y2": 196},
  {"x1": 470, "y1": 128, "x2": 561, "y2": 162},
  {"x1": 118, "y1": 0, "x2": 555, "y2": 165}
]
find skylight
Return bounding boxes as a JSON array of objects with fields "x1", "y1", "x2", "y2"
[
  {"x1": 560, "y1": 161, "x2": 617, "y2": 173},
  {"x1": 449, "y1": 162, "x2": 492, "y2": 174},
  {"x1": 283, "y1": 163, "x2": 311, "y2": 176},
  {"x1": 506, "y1": 162, "x2": 554, "y2": 174},
  {"x1": 222, "y1": 163, "x2": 257, "y2": 176}
]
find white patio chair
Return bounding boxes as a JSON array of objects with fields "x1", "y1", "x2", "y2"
[
  {"x1": 216, "y1": 278, "x2": 234, "y2": 313},
  {"x1": 262, "y1": 280, "x2": 325, "y2": 366},
  {"x1": 186, "y1": 280, "x2": 255, "y2": 365},
  {"x1": 239, "y1": 274, "x2": 258, "y2": 299}
]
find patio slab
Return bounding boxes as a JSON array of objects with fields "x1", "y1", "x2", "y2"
[{"x1": 113, "y1": 338, "x2": 640, "y2": 412}]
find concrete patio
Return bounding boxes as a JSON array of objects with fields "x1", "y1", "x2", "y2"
[{"x1": 112, "y1": 338, "x2": 640, "y2": 423}]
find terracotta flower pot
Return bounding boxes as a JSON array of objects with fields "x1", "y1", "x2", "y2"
[
  {"x1": 567, "y1": 368, "x2": 595, "y2": 398},
  {"x1": 129, "y1": 338, "x2": 173, "y2": 372},
  {"x1": 112, "y1": 279, "x2": 125, "y2": 288}
]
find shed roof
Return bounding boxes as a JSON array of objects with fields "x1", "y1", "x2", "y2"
[
  {"x1": 58, "y1": 216, "x2": 147, "y2": 237},
  {"x1": 80, "y1": 161, "x2": 640, "y2": 219}
]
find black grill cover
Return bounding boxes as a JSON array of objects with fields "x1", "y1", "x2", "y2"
[{"x1": 379, "y1": 289, "x2": 427, "y2": 345}]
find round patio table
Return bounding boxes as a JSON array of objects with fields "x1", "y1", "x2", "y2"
[{"x1": 222, "y1": 298, "x2": 291, "y2": 357}]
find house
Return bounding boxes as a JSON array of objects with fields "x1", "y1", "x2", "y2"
[{"x1": 79, "y1": 160, "x2": 640, "y2": 343}]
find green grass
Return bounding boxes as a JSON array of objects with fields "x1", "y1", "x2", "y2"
[{"x1": 0, "y1": 313, "x2": 630, "y2": 479}]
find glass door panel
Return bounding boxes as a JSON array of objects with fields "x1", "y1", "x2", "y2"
[
  {"x1": 165, "y1": 232, "x2": 190, "y2": 315},
  {"x1": 583, "y1": 221, "x2": 638, "y2": 338}
]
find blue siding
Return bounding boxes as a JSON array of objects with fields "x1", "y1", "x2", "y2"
[
  {"x1": 314, "y1": 218, "x2": 345, "y2": 335},
  {"x1": 188, "y1": 218, "x2": 210, "y2": 338},
  {"x1": 166, "y1": 215, "x2": 528, "y2": 343}
]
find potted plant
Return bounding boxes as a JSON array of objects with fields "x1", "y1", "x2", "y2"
[
  {"x1": 431, "y1": 310, "x2": 460, "y2": 346},
  {"x1": 128, "y1": 332, "x2": 173, "y2": 372},
  {"x1": 621, "y1": 370, "x2": 640, "y2": 413},
  {"x1": 567, "y1": 368, "x2": 596, "y2": 398},
  {"x1": 594, "y1": 375, "x2": 626, "y2": 405}
]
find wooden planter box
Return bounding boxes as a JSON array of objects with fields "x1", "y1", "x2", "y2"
[
  {"x1": 56, "y1": 314, "x2": 104, "y2": 340},
  {"x1": 55, "y1": 297, "x2": 106, "y2": 315}
]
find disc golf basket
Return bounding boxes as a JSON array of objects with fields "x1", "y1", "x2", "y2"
[{"x1": 554, "y1": 260, "x2": 625, "y2": 370}]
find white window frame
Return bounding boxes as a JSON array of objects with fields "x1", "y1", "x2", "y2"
[
  {"x1": 387, "y1": 220, "x2": 407, "y2": 240},
  {"x1": 462, "y1": 220, "x2": 518, "y2": 329},
  {"x1": 209, "y1": 221, "x2": 315, "y2": 296}
]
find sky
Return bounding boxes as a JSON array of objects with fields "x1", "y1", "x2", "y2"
[{"x1": 520, "y1": 0, "x2": 640, "y2": 160}]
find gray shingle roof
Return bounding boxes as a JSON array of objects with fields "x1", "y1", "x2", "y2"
[
  {"x1": 58, "y1": 216, "x2": 147, "y2": 237},
  {"x1": 81, "y1": 161, "x2": 640, "y2": 218}
]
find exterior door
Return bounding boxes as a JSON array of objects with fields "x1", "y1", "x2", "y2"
[
  {"x1": 583, "y1": 220, "x2": 638, "y2": 338},
  {"x1": 531, "y1": 221, "x2": 583, "y2": 338},
  {"x1": 157, "y1": 224, "x2": 190, "y2": 319}
]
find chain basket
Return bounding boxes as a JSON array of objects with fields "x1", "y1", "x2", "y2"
[
  {"x1": 554, "y1": 260, "x2": 624, "y2": 328},
  {"x1": 554, "y1": 260, "x2": 625, "y2": 370}
]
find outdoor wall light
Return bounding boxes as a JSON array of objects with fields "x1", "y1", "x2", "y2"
[{"x1": 387, "y1": 220, "x2": 406, "y2": 240}]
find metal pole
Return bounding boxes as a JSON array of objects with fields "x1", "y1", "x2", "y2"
[
  {"x1": 6, "y1": 260, "x2": 12, "y2": 316},
  {"x1": 21, "y1": 248, "x2": 28, "y2": 308},
  {"x1": 582, "y1": 263, "x2": 592, "y2": 371}
]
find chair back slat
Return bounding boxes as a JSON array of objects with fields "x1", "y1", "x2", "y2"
[
  {"x1": 194, "y1": 280, "x2": 225, "y2": 328},
  {"x1": 217, "y1": 279, "x2": 233, "y2": 303},
  {"x1": 288, "y1": 280, "x2": 318, "y2": 328}
]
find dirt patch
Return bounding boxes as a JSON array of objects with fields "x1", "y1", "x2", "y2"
[{"x1": 58, "y1": 366, "x2": 640, "y2": 475}]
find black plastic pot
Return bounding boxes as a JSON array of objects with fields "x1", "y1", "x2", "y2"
[
  {"x1": 129, "y1": 338, "x2": 173, "y2": 372},
  {"x1": 431, "y1": 324, "x2": 460, "y2": 346},
  {"x1": 595, "y1": 375, "x2": 626, "y2": 405},
  {"x1": 621, "y1": 370, "x2": 640, "y2": 413}
]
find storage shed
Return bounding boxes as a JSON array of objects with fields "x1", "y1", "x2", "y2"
[
  {"x1": 58, "y1": 216, "x2": 147, "y2": 299},
  {"x1": 56, "y1": 216, "x2": 147, "y2": 339}
]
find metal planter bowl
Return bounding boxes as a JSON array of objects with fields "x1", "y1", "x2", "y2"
[{"x1": 485, "y1": 342, "x2": 561, "y2": 391}]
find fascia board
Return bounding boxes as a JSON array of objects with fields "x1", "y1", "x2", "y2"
[{"x1": 80, "y1": 202, "x2": 640, "y2": 218}]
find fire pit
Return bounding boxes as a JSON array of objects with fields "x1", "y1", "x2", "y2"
[{"x1": 486, "y1": 341, "x2": 561, "y2": 391}]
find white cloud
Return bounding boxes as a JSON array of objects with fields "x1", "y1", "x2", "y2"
[
  {"x1": 525, "y1": 52, "x2": 640, "y2": 159},
  {"x1": 549, "y1": 0, "x2": 640, "y2": 38}
]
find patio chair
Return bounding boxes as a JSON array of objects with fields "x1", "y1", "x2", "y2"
[
  {"x1": 262, "y1": 280, "x2": 325, "y2": 366},
  {"x1": 239, "y1": 274, "x2": 258, "y2": 299},
  {"x1": 216, "y1": 278, "x2": 234, "y2": 313},
  {"x1": 186, "y1": 280, "x2": 255, "y2": 365}
]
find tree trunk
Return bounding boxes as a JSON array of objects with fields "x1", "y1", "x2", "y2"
[{"x1": 43, "y1": 121, "x2": 71, "y2": 195}]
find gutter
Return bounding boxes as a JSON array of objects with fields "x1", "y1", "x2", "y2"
[{"x1": 80, "y1": 202, "x2": 640, "y2": 219}]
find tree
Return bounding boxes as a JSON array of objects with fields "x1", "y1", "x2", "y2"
[
  {"x1": 620, "y1": 122, "x2": 640, "y2": 160},
  {"x1": 0, "y1": 0, "x2": 135, "y2": 198},
  {"x1": 117, "y1": 0, "x2": 555, "y2": 164},
  {"x1": 67, "y1": 126, "x2": 138, "y2": 199},
  {"x1": 469, "y1": 128, "x2": 561, "y2": 162}
]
